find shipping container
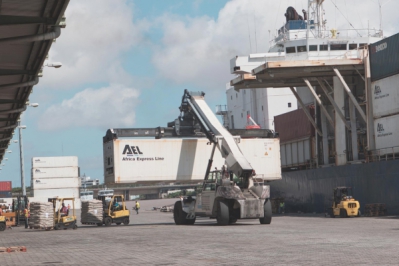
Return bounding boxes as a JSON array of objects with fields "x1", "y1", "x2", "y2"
[
  {"x1": 31, "y1": 156, "x2": 78, "y2": 168},
  {"x1": 31, "y1": 177, "x2": 80, "y2": 190},
  {"x1": 33, "y1": 187, "x2": 80, "y2": 200},
  {"x1": 274, "y1": 106, "x2": 315, "y2": 143},
  {"x1": 103, "y1": 138, "x2": 281, "y2": 184},
  {"x1": 32, "y1": 167, "x2": 79, "y2": 179},
  {"x1": 371, "y1": 74, "x2": 399, "y2": 118},
  {"x1": 280, "y1": 137, "x2": 314, "y2": 168},
  {"x1": 0, "y1": 191, "x2": 12, "y2": 198},
  {"x1": 370, "y1": 32, "x2": 399, "y2": 81},
  {"x1": 29, "y1": 196, "x2": 81, "y2": 209},
  {"x1": 374, "y1": 114, "x2": 399, "y2": 155},
  {"x1": 0, "y1": 181, "x2": 12, "y2": 192}
]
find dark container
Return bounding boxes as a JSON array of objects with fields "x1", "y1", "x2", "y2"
[
  {"x1": 370, "y1": 32, "x2": 399, "y2": 81},
  {"x1": 0, "y1": 181, "x2": 12, "y2": 192},
  {"x1": 274, "y1": 106, "x2": 315, "y2": 143},
  {"x1": 0, "y1": 191, "x2": 12, "y2": 198}
]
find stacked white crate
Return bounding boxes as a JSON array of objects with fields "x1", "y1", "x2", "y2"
[
  {"x1": 372, "y1": 74, "x2": 399, "y2": 155},
  {"x1": 31, "y1": 156, "x2": 81, "y2": 209}
]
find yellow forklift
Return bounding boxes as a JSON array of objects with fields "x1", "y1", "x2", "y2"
[
  {"x1": 328, "y1": 187, "x2": 361, "y2": 218},
  {"x1": 0, "y1": 215, "x2": 5, "y2": 231},
  {"x1": 97, "y1": 195, "x2": 130, "y2": 226},
  {"x1": 48, "y1": 197, "x2": 78, "y2": 230},
  {"x1": 2, "y1": 196, "x2": 28, "y2": 227}
]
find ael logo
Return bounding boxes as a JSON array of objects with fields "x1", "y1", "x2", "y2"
[
  {"x1": 35, "y1": 180, "x2": 41, "y2": 183},
  {"x1": 122, "y1": 145, "x2": 143, "y2": 156},
  {"x1": 374, "y1": 85, "x2": 381, "y2": 95},
  {"x1": 377, "y1": 123, "x2": 384, "y2": 133},
  {"x1": 35, "y1": 169, "x2": 41, "y2": 173}
]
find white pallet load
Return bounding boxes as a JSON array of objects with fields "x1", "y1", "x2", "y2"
[
  {"x1": 81, "y1": 200, "x2": 103, "y2": 224},
  {"x1": 32, "y1": 156, "x2": 78, "y2": 168},
  {"x1": 29, "y1": 202, "x2": 54, "y2": 229}
]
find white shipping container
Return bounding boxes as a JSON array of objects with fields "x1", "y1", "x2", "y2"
[
  {"x1": 32, "y1": 167, "x2": 79, "y2": 179},
  {"x1": 374, "y1": 114, "x2": 399, "y2": 155},
  {"x1": 32, "y1": 177, "x2": 80, "y2": 190},
  {"x1": 29, "y1": 196, "x2": 81, "y2": 209},
  {"x1": 33, "y1": 187, "x2": 80, "y2": 203},
  {"x1": 32, "y1": 156, "x2": 78, "y2": 168},
  {"x1": 103, "y1": 138, "x2": 281, "y2": 184},
  {"x1": 371, "y1": 74, "x2": 399, "y2": 118}
]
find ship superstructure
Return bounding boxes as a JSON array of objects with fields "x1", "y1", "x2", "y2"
[{"x1": 225, "y1": 1, "x2": 399, "y2": 214}]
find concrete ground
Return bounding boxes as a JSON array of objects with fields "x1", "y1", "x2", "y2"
[{"x1": 1, "y1": 198, "x2": 399, "y2": 265}]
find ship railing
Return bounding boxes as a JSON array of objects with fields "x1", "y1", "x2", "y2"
[
  {"x1": 366, "y1": 146, "x2": 399, "y2": 163},
  {"x1": 270, "y1": 28, "x2": 382, "y2": 47}
]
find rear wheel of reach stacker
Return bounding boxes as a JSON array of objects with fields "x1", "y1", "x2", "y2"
[
  {"x1": 96, "y1": 223, "x2": 103, "y2": 226},
  {"x1": 340, "y1": 209, "x2": 348, "y2": 218},
  {"x1": 0, "y1": 223, "x2": 5, "y2": 231},
  {"x1": 259, "y1": 199, "x2": 272, "y2": 225},
  {"x1": 104, "y1": 217, "x2": 112, "y2": 226},
  {"x1": 217, "y1": 201, "x2": 229, "y2": 226},
  {"x1": 123, "y1": 217, "x2": 129, "y2": 225}
]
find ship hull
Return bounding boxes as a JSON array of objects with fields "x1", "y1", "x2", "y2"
[{"x1": 271, "y1": 160, "x2": 399, "y2": 214}]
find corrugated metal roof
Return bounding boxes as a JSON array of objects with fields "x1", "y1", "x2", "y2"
[{"x1": 0, "y1": 0, "x2": 69, "y2": 162}]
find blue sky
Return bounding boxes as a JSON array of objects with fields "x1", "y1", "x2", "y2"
[{"x1": 1, "y1": 0, "x2": 397, "y2": 187}]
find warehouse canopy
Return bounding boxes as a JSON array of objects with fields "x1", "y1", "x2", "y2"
[
  {"x1": 230, "y1": 58, "x2": 366, "y2": 89},
  {"x1": 0, "y1": 0, "x2": 69, "y2": 162}
]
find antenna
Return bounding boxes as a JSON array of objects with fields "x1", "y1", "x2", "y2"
[
  {"x1": 247, "y1": 16, "x2": 252, "y2": 53},
  {"x1": 254, "y1": 16, "x2": 258, "y2": 53}
]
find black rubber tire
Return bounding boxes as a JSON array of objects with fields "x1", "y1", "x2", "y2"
[
  {"x1": 73, "y1": 223, "x2": 78, "y2": 230},
  {"x1": 357, "y1": 210, "x2": 361, "y2": 217},
  {"x1": 104, "y1": 217, "x2": 112, "y2": 226},
  {"x1": 54, "y1": 224, "x2": 61, "y2": 230},
  {"x1": 173, "y1": 201, "x2": 186, "y2": 225},
  {"x1": 229, "y1": 218, "x2": 237, "y2": 224},
  {"x1": 217, "y1": 201, "x2": 229, "y2": 226},
  {"x1": 0, "y1": 223, "x2": 5, "y2": 231},
  {"x1": 123, "y1": 217, "x2": 129, "y2": 225},
  {"x1": 259, "y1": 199, "x2": 272, "y2": 225},
  {"x1": 340, "y1": 209, "x2": 348, "y2": 218},
  {"x1": 116, "y1": 222, "x2": 121, "y2": 225},
  {"x1": 96, "y1": 223, "x2": 103, "y2": 226}
]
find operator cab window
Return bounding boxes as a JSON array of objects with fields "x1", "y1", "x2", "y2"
[{"x1": 286, "y1": 47, "x2": 296, "y2": 53}]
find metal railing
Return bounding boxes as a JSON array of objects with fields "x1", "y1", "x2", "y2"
[{"x1": 366, "y1": 146, "x2": 399, "y2": 162}]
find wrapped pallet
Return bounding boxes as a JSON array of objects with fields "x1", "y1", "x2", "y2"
[
  {"x1": 29, "y1": 202, "x2": 54, "y2": 229},
  {"x1": 81, "y1": 200, "x2": 103, "y2": 224}
]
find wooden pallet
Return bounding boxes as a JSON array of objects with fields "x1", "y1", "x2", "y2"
[
  {"x1": 29, "y1": 226, "x2": 53, "y2": 231},
  {"x1": 0, "y1": 246, "x2": 27, "y2": 253}
]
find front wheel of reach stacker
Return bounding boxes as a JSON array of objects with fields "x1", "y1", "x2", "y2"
[
  {"x1": 173, "y1": 201, "x2": 187, "y2": 225},
  {"x1": 217, "y1": 201, "x2": 229, "y2": 226},
  {"x1": 123, "y1": 217, "x2": 129, "y2": 225},
  {"x1": 259, "y1": 199, "x2": 272, "y2": 225}
]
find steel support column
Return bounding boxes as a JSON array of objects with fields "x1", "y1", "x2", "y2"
[
  {"x1": 364, "y1": 51, "x2": 376, "y2": 151},
  {"x1": 333, "y1": 77, "x2": 347, "y2": 166},
  {"x1": 333, "y1": 68, "x2": 366, "y2": 122},
  {"x1": 289, "y1": 87, "x2": 322, "y2": 136},
  {"x1": 348, "y1": 100, "x2": 359, "y2": 161},
  {"x1": 317, "y1": 78, "x2": 351, "y2": 130},
  {"x1": 320, "y1": 111, "x2": 329, "y2": 165},
  {"x1": 303, "y1": 79, "x2": 335, "y2": 129}
]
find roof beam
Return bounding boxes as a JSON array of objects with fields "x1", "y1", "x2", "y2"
[
  {"x1": 0, "y1": 99, "x2": 24, "y2": 104},
  {"x1": 0, "y1": 15, "x2": 56, "y2": 25},
  {"x1": 0, "y1": 69, "x2": 35, "y2": 76}
]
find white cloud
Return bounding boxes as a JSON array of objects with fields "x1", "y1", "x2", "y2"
[
  {"x1": 151, "y1": 0, "x2": 399, "y2": 90},
  {"x1": 38, "y1": 84, "x2": 139, "y2": 131},
  {"x1": 39, "y1": 0, "x2": 144, "y2": 88}
]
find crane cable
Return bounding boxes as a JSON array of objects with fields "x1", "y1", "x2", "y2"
[{"x1": 331, "y1": 0, "x2": 362, "y2": 37}]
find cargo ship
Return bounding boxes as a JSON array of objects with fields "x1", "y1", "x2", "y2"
[{"x1": 227, "y1": 0, "x2": 399, "y2": 214}]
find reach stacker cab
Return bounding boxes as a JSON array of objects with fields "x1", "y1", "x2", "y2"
[
  {"x1": 97, "y1": 195, "x2": 130, "y2": 226},
  {"x1": 48, "y1": 197, "x2": 78, "y2": 230}
]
